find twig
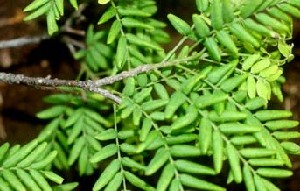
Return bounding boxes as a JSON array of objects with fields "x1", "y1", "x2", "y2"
[
  {"x1": 0, "y1": 35, "x2": 48, "y2": 49},
  {"x1": 0, "y1": 56, "x2": 197, "y2": 104},
  {"x1": 0, "y1": 73, "x2": 121, "y2": 103},
  {"x1": 94, "y1": 56, "x2": 196, "y2": 86}
]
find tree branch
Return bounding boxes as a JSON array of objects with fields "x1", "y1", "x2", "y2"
[
  {"x1": 0, "y1": 35, "x2": 48, "y2": 49},
  {"x1": 93, "y1": 56, "x2": 196, "y2": 86},
  {"x1": 0, "y1": 56, "x2": 197, "y2": 104}
]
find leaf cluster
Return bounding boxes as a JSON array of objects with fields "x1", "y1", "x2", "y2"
[{"x1": 3, "y1": 0, "x2": 300, "y2": 191}]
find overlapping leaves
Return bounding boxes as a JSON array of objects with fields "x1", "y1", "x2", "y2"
[
  {"x1": 0, "y1": 139, "x2": 78, "y2": 191},
  {"x1": 169, "y1": 0, "x2": 299, "y2": 61},
  {"x1": 24, "y1": 0, "x2": 78, "y2": 34},
  {"x1": 98, "y1": 0, "x2": 169, "y2": 72},
  {"x1": 36, "y1": 93, "x2": 113, "y2": 175},
  {"x1": 16, "y1": 0, "x2": 300, "y2": 191}
]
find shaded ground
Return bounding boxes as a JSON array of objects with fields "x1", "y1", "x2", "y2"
[{"x1": 0, "y1": 1, "x2": 300, "y2": 191}]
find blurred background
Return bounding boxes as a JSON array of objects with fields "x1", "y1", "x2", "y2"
[{"x1": 0, "y1": 0, "x2": 300, "y2": 190}]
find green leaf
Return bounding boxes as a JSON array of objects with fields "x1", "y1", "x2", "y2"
[
  {"x1": 245, "y1": 97, "x2": 266, "y2": 110},
  {"x1": 36, "y1": 105, "x2": 66, "y2": 119},
  {"x1": 204, "y1": 37, "x2": 221, "y2": 61},
  {"x1": 68, "y1": 137, "x2": 85, "y2": 165},
  {"x1": 175, "y1": 159, "x2": 215, "y2": 175},
  {"x1": 265, "y1": 120, "x2": 299, "y2": 130},
  {"x1": 192, "y1": 14, "x2": 210, "y2": 38},
  {"x1": 243, "y1": 164, "x2": 255, "y2": 191},
  {"x1": 170, "y1": 145, "x2": 201, "y2": 157},
  {"x1": 171, "y1": 105, "x2": 198, "y2": 131},
  {"x1": 195, "y1": 0, "x2": 209, "y2": 12},
  {"x1": 220, "y1": 74, "x2": 248, "y2": 92},
  {"x1": 216, "y1": 30, "x2": 238, "y2": 56},
  {"x1": 124, "y1": 171, "x2": 154, "y2": 190},
  {"x1": 30, "y1": 170, "x2": 51, "y2": 191},
  {"x1": 2, "y1": 170, "x2": 27, "y2": 191},
  {"x1": 281, "y1": 142, "x2": 300, "y2": 154},
  {"x1": 17, "y1": 142, "x2": 48, "y2": 167},
  {"x1": 222, "y1": 0, "x2": 234, "y2": 23},
  {"x1": 24, "y1": 0, "x2": 49, "y2": 12},
  {"x1": 167, "y1": 14, "x2": 191, "y2": 36},
  {"x1": 240, "y1": 0, "x2": 263, "y2": 18},
  {"x1": 93, "y1": 159, "x2": 121, "y2": 191},
  {"x1": 255, "y1": 13, "x2": 290, "y2": 33},
  {"x1": 42, "y1": 171, "x2": 64, "y2": 184},
  {"x1": 122, "y1": 17, "x2": 154, "y2": 30},
  {"x1": 64, "y1": 109, "x2": 82, "y2": 127},
  {"x1": 254, "y1": 174, "x2": 267, "y2": 191},
  {"x1": 107, "y1": 20, "x2": 121, "y2": 44},
  {"x1": 166, "y1": 134, "x2": 197, "y2": 145},
  {"x1": 24, "y1": 2, "x2": 51, "y2": 21},
  {"x1": 278, "y1": 4, "x2": 300, "y2": 19},
  {"x1": 0, "y1": 143, "x2": 10, "y2": 163},
  {"x1": 207, "y1": 60, "x2": 237, "y2": 84},
  {"x1": 228, "y1": 23, "x2": 260, "y2": 47},
  {"x1": 142, "y1": 99, "x2": 169, "y2": 111},
  {"x1": 53, "y1": 182, "x2": 79, "y2": 191},
  {"x1": 0, "y1": 177, "x2": 11, "y2": 191},
  {"x1": 256, "y1": 168, "x2": 293, "y2": 178},
  {"x1": 154, "y1": 83, "x2": 169, "y2": 100},
  {"x1": 230, "y1": 136, "x2": 257, "y2": 146},
  {"x1": 248, "y1": 158, "x2": 284, "y2": 166},
  {"x1": 3, "y1": 139, "x2": 39, "y2": 167},
  {"x1": 16, "y1": 169, "x2": 41, "y2": 191},
  {"x1": 227, "y1": 143, "x2": 242, "y2": 183},
  {"x1": 156, "y1": 164, "x2": 175, "y2": 191},
  {"x1": 126, "y1": 33, "x2": 162, "y2": 51},
  {"x1": 67, "y1": 116, "x2": 83, "y2": 144},
  {"x1": 164, "y1": 91, "x2": 186, "y2": 119},
  {"x1": 209, "y1": 110, "x2": 248, "y2": 122},
  {"x1": 95, "y1": 129, "x2": 117, "y2": 140},
  {"x1": 243, "y1": 18, "x2": 277, "y2": 38},
  {"x1": 251, "y1": 59, "x2": 271, "y2": 74},
  {"x1": 98, "y1": 0, "x2": 110, "y2": 4},
  {"x1": 115, "y1": 36, "x2": 128, "y2": 69},
  {"x1": 30, "y1": 151, "x2": 57, "y2": 169},
  {"x1": 180, "y1": 174, "x2": 225, "y2": 191},
  {"x1": 213, "y1": 130, "x2": 223, "y2": 173},
  {"x1": 196, "y1": 92, "x2": 228, "y2": 109},
  {"x1": 69, "y1": 0, "x2": 78, "y2": 9},
  {"x1": 211, "y1": 0, "x2": 223, "y2": 30},
  {"x1": 219, "y1": 123, "x2": 261, "y2": 134},
  {"x1": 46, "y1": 9, "x2": 59, "y2": 35},
  {"x1": 98, "y1": 6, "x2": 116, "y2": 25},
  {"x1": 122, "y1": 157, "x2": 145, "y2": 171},
  {"x1": 199, "y1": 117, "x2": 213, "y2": 154},
  {"x1": 133, "y1": 108, "x2": 143, "y2": 126},
  {"x1": 256, "y1": 78, "x2": 270, "y2": 100},
  {"x1": 240, "y1": 148, "x2": 275, "y2": 158},
  {"x1": 273, "y1": 131, "x2": 300, "y2": 139},
  {"x1": 123, "y1": 77, "x2": 136, "y2": 96},
  {"x1": 241, "y1": 54, "x2": 261, "y2": 71},
  {"x1": 181, "y1": 67, "x2": 211, "y2": 94},
  {"x1": 145, "y1": 148, "x2": 170, "y2": 175},
  {"x1": 90, "y1": 144, "x2": 118, "y2": 163},
  {"x1": 255, "y1": 110, "x2": 292, "y2": 121},
  {"x1": 261, "y1": 178, "x2": 281, "y2": 191},
  {"x1": 79, "y1": 146, "x2": 89, "y2": 175},
  {"x1": 118, "y1": 8, "x2": 151, "y2": 17},
  {"x1": 104, "y1": 172, "x2": 123, "y2": 191}
]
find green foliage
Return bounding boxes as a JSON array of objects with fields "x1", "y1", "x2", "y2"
[
  {"x1": 0, "y1": 140, "x2": 78, "y2": 190},
  {"x1": 1, "y1": 0, "x2": 299, "y2": 190},
  {"x1": 24, "y1": 0, "x2": 78, "y2": 34}
]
